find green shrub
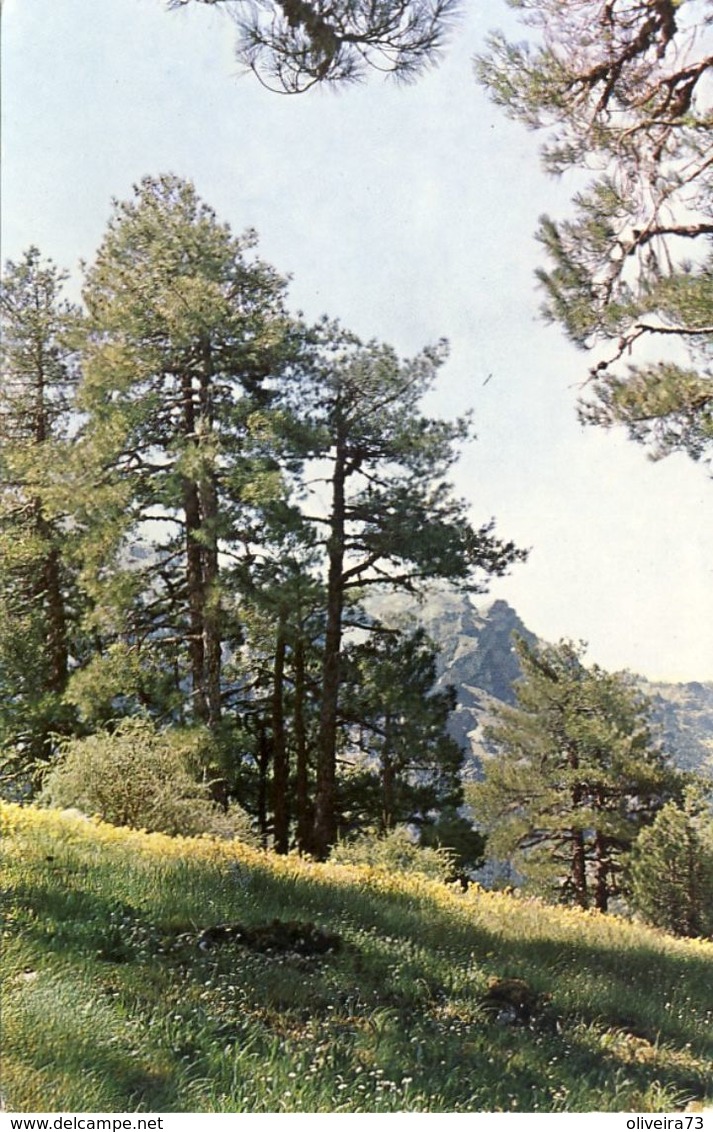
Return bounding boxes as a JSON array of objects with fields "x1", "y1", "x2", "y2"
[
  {"x1": 39, "y1": 717, "x2": 256, "y2": 842},
  {"x1": 330, "y1": 825, "x2": 455, "y2": 882}
]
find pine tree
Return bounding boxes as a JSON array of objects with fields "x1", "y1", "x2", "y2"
[
  {"x1": 0, "y1": 248, "x2": 83, "y2": 787},
  {"x1": 289, "y1": 328, "x2": 525, "y2": 856},
  {"x1": 470, "y1": 637, "x2": 677, "y2": 911},
  {"x1": 229, "y1": 521, "x2": 325, "y2": 852},
  {"x1": 629, "y1": 786, "x2": 713, "y2": 938},
  {"x1": 477, "y1": 0, "x2": 713, "y2": 469},
  {"x1": 74, "y1": 175, "x2": 300, "y2": 730},
  {"x1": 339, "y1": 626, "x2": 464, "y2": 834}
]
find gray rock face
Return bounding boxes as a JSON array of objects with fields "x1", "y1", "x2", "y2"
[
  {"x1": 367, "y1": 586, "x2": 713, "y2": 779},
  {"x1": 365, "y1": 587, "x2": 533, "y2": 776},
  {"x1": 368, "y1": 588, "x2": 534, "y2": 700},
  {"x1": 644, "y1": 681, "x2": 713, "y2": 776}
]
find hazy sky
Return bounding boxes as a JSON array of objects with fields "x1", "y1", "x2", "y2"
[{"x1": 3, "y1": 0, "x2": 712, "y2": 681}]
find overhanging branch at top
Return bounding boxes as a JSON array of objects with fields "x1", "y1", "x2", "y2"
[{"x1": 168, "y1": 0, "x2": 461, "y2": 92}]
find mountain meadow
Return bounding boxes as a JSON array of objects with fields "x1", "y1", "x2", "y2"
[{"x1": 2, "y1": 802, "x2": 712, "y2": 1114}]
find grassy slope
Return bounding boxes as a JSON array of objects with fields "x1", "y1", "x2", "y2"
[{"x1": 2, "y1": 803, "x2": 712, "y2": 1114}]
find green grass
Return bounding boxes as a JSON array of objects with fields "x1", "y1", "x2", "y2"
[{"x1": 2, "y1": 803, "x2": 712, "y2": 1113}]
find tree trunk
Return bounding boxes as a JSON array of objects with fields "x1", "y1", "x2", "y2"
[
  {"x1": 33, "y1": 356, "x2": 69, "y2": 696},
  {"x1": 256, "y1": 719, "x2": 271, "y2": 846},
  {"x1": 568, "y1": 754, "x2": 588, "y2": 909},
  {"x1": 294, "y1": 635, "x2": 312, "y2": 853},
  {"x1": 198, "y1": 338, "x2": 222, "y2": 729},
  {"x1": 181, "y1": 372, "x2": 208, "y2": 722},
  {"x1": 31, "y1": 502, "x2": 68, "y2": 696},
  {"x1": 571, "y1": 828, "x2": 588, "y2": 909},
  {"x1": 312, "y1": 437, "x2": 347, "y2": 858},
  {"x1": 184, "y1": 477, "x2": 207, "y2": 722},
  {"x1": 684, "y1": 824, "x2": 701, "y2": 937},
  {"x1": 593, "y1": 830, "x2": 609, "y2": 912},
  {"x1": 271, "y1": 622, "x2": 289, "y2": 853},
  {"x1": 199, "y1": 470, "x2": 222, "y2": 729},
  {"x1": 382, "y1": 719, "x2": 395, "y2": 831},
  {"x1": 42, "y1": 545, "x2": 68, "y2": 694}
]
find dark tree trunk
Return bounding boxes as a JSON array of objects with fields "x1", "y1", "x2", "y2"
[
  {"x1": 256, "y1": 719, "x2": 271, "y2": 846},
  {"x1": 31, "y1": 504, "x2": 68, "y2": 696},
  {"x1": 381, "y1": 720, "x2": 395, "y2": 831},
  {"x1": 199, "y1": 471, "x2": 222, "y2": 729},
  {"x1": 198, "y1": 338, "x2": 222, "y2": 729},
  {"x1": 294, "y1": 635, "x2": 312, "y2": 853},
  {"x1": 33, "y1": 359, "x2": 69, "y2": 696},
  {"x1": 593, "y1": 830, "x2": 610, "y2": 912},
  {"x1": 43, "y1": 545, "x2": 68, "y2": 693},
  {"x1": 184, "y1": 477, "x2": 207, "y2": 722},
  {"x1": 571, "y1": 827, "x2": 588, "y2": 909},
  {"x1": 271, "y1": 623, "x2": 289, "y2": 853},
  {"x1": 312, "y1": 437, "x2": 347, "y2": 859},
  {"x1": 181, "y1": 372, "x2": 208, "y2": 722},
  {"x1": 684, "y1": 825, "x2": 702, "y2": 937},
  {"x1": 568, "y1": 752, "x2": 589, "y2": 909}
]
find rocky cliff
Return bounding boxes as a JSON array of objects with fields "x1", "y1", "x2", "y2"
[{"x1": 367, "y1": 586, "x2": 713, "y2": 779}]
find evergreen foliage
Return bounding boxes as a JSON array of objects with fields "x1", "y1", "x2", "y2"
[
  {"x1": 419, "y1": 807, "x2": 486, "y2": 877},
  {"x1": 476, "y1": 0, "x2": 713, "y2": 469},
  {"x1": 287, "y1": 328, "x2": 525, "y2": 855},
  {"x1": 0, "y1": 249, "x2": 84, "y2": 787},
  {"x1": 339, "y1": 627, "x2": 465, "y2": 833},
  {"x1": 168, "y1": 0, "x2": 461, "y2": 92},
  {"x1": 1, "y1": 179, "x2": 514, "y2": 863},
  {"x1": 75, "y1": 174, "x2": 299, "y2": 731},
  {"x1": 226, "y1": 540, "x2": 325, "y2": 852},
  {"x1": 628, "y1": 785, "x2": 713, "y2": 938},
  {"x1": 470, "y1": 637, "x2": 679, "y2": 911}
]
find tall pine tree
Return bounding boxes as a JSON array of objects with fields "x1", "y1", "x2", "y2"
[
  {"x1": 289, "y1": 328, "x2": 525, "y2": 856},
  {"x1": 339, "y1": 626, "x2": 464, "y2": 834},
  {"x1": 471, "y1": 637, "x2": 678, "y2": 911},
  {"x1": 228, "y1": 518, "x2": 324, "y2": 851},
  {"x1": 74, "y1": 175, "x2": 301, "y2": 730},
  {"x1": 0, "y1": 248, "x2": 83, "y2": 787}
]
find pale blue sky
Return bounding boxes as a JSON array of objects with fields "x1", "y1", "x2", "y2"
[{"x1": 3, "y1": 0, "x2": 712, "y2": 680}]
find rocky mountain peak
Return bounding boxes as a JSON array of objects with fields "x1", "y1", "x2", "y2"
[{"x1": 365, "y1": 585, "x2": 713, "y2": 778}]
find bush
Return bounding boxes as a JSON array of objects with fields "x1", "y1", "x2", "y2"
[
  {"x1": 419, "y1": 808, "x2": 486, "y2": 875},
  {"x1": 329, "y1": 825, "x2": 456, "y2": 882},
  {"x1": 39, "y1": 717, "x2": 256, "y2": 842}
]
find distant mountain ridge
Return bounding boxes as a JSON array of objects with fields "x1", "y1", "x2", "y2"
[
  {"x1": 644, "y1": 680, "x2": 713, "y2": 777},
  {"x1": 367, "y1": 587, "x2": 713, "y2": 779}
]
